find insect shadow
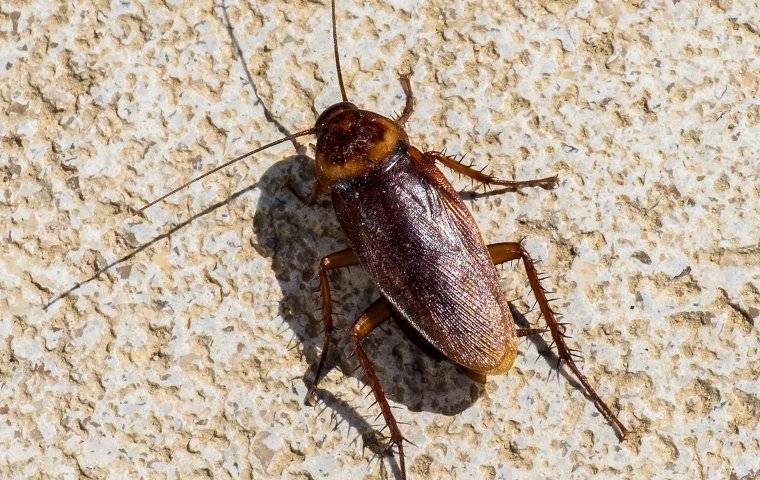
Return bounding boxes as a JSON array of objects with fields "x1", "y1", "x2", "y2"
[
  {"x1": 251, "y1": 155, "x2": 484, "y2": 426},
  {"x1": 249, "y1": 156, "x2": 595, "y2": 467}
]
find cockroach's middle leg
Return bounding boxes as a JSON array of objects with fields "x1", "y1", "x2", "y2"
[
  {"x1": 305, "y1": 248, "x2": 360, "y2": 405},
  {"x1": 487, "y1": 242, "x2": 629, "y2": 439},
  {"x1": 421, "y1": 149, "x2": 559, "y2": 190},
  {"x1": 350, "y1": 298, "x2": 409, "y2": 480}
]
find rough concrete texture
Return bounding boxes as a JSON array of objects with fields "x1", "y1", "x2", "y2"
[{"x1": 1, "y1": 0, "x2": 759, "y2": 478}]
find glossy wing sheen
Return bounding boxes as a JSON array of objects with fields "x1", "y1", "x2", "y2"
[{"x1": 331, "y1": 146, "x2": 515, "y2": 372}]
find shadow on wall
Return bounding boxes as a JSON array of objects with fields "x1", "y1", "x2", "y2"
[{"x1": 250, "y1": 154, "x2": 483, "y2": 436}]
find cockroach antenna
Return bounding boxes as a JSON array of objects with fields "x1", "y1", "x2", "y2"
[
  {"x1": 51, "y1": 2, "x2": 631, "y2": 478},
  {"x1": 138, "y1": 127, "x2": 315, "y2": 212},
  {"x1": 139, "y1": 0, "x2": 348, "y2": 213},
  {"x1": 332, "y1": 0, "x2": 348, "y2": 102}
]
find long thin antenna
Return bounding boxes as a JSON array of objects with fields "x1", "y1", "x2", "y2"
[
  {"x1": 44, "y1": 182, "x2": 259, "y2": 310},
  {"x1": 332, "y1": 0, "x2": 348, "y2": 102},
  {"x1": 138, "y1": 128, "x2": 315, "y2": 212},
  {"x1": 218, "y1": 1, "x2": 304, "y2": 154}
]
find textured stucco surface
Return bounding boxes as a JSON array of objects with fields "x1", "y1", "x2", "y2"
[{"x1": 1, "y1": 0, "x2": 759, "y2": 479}]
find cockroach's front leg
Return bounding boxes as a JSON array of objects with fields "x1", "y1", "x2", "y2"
[
  {"x1": 395, "y1": 72, "x2": 415, "y2": 127},
  {"x1": 423, "y1": 149, "x2": 558, "y2": 191},
  {"x1": 350, "y1": 298, "x2": 409, "y2": 480},
  {"x1": 305, "y1": 248, "x2": 360, "y2": 405},
  {"x1": 487, "y1": 242, "x2": 629, "y2": 439}
]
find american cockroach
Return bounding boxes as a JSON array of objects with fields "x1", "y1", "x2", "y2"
[{"x1": 49, "y1": 1, "x2": 629, "y2": 478}]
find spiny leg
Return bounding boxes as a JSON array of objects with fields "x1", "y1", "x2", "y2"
[
  {"x1": 424, "y1": 150, "x2": 558, "y2": 190},
  {"x1": 517, "y1": 327, "x2": 548, "y2": 337},
  {"x1": 487, "y1": 242, "x2": 629, "y2": 438},
  {"x1": 395, "y1": 72, "x2": 415, "y2": 127},
  {"x1": 350, "y1": 298, "x2": 409, "y2": 480},
  {"x1": 305, "y1": 248, "x2": 360, "y2": 405}
]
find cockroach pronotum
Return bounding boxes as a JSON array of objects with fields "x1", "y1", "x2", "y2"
[{"x1": 49, "y1": 1, "x2": 629, "y2": 478}]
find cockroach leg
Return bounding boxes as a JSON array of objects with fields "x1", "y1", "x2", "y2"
[
  {"x1": 395, "y1": 72, "x2": 415, "y2": 127},
  {"x1": 305, "y1": 248, "x2": 360, "y2": 406},
  {"x1": 349, "y1": 298, "x2": 409, "y2": 479},
  {"x1": 487, "y1": 242, "x2": 629, "y2": 439},
  {"x1": 516, "y1": 327, "x2": 548, "y2": 337},
  {"x1": 423, "y1": 150, "x2": 559, "y2": 191}
]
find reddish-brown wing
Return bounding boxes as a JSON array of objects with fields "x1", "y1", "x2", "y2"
[{"x1": 331, "y1": 145, "x2": 515, "y2": 372}]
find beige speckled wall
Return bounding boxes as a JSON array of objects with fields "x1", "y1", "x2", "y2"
[{"x1": 1, "y1": 1, "x2": 758, "y2": 479}]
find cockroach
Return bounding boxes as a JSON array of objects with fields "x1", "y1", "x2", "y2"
[{"x1": 49, "y1": 1, "x2": 628, "y2": 478}]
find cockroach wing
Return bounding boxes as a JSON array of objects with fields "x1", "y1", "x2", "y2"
[{"x1": 331, "y1": 147, "x2": 516, "y2": 373}]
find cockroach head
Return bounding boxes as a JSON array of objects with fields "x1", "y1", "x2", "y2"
[
  {"x1": 315, "y1": 102, "x2": 358, "y2": 135},
  {"x1": 312, "y1": 105, "x2": 408, "y2": 194}
]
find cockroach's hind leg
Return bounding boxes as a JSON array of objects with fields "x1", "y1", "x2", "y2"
[
  {"x1": 487, "y1": 241, "x2": 629, "y2": 440},
  {"x1": 424, "y1": 150, "x2": 559, "y2": 192},
  {"x1": 350, "y1": 298, "x2": 409, "y2": 480},
  {"x1": 395, "y1": 71, "x2": 415, "y2": 127},
  {"x1": 305, "y1": 248, "x2": 360, "y2": 406},
  {"x1": 516, "y1": 327, "x2": 549, "y2": 337}
]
